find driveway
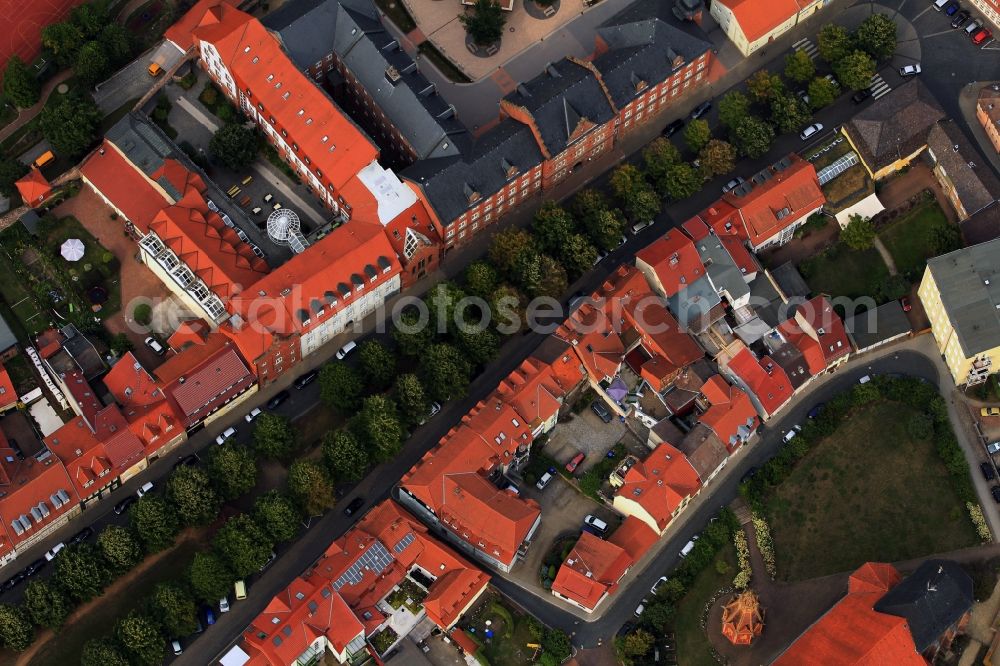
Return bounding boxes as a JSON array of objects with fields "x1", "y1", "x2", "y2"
[
  {"x1": 545, "y1": 409, "x2": 627, "y2": 473},
  {"x1": 93, "y1": 41, "x2": 185, "y2": 113}
]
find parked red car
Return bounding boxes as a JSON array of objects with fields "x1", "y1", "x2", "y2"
[
  {"x1": 565, "y1": 452, "x2": 586, "y2": 474},
  {"x1": 900, "y1": 297, "x2": 912, "y2": 312},
  {"x1": 972, "y1": 27, "x2": 993, "y2": 45}
]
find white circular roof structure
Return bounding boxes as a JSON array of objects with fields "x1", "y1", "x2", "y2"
[{"x1": 266, "y1": 208, "x2": 301, "y2": 246}]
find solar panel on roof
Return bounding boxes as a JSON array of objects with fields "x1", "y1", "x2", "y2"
[{"x1": 393, "y1": 532, "x2": 416, "y2": 553}]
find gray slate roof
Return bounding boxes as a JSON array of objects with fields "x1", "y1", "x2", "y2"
[
  {"x1": 845, "y1": 79, "x2": 945, "y2": 174},
  {"x1": 696, "y1": 234, "x2": 749, "y2": 305},
  {"x1": 402, "y1": 122, "x2": 544, "y2": 225},
  {"x1": 926, "y1": 237, "x2": 1000, "y2": 357},
  {"x1": 770, "y1": 262, "x2": 810, "y2": 300},
  {"x1": 265, "y1": 0, "x2": 464, "y2": 161},
  {"x1": 926, "y1": 121, "x2": 1000, "y2": 217},
  {"x1": 503, "y1": 59, "x2": 616, "y2": 157},
  {"x1": 845, "y1": 301, "x2": 911, "y2": 351},
  {"x1": 593, "y1": 18, "x2": 712, "y2": 107},
  {"x1": 961, "y1": 203, "x2": 1000, "y2": 246},
  {"x1": 874, "y1": 560, "x2": 973, "y2": 653},
  {"x1": 0, "y1": 313, "x2": 16, "y2": 352}
]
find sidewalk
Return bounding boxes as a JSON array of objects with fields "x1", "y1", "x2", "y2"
[{"x1": 0, "y1": 69, "x2": 73, "y2": 143}]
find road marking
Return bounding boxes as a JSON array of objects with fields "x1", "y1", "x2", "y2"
[
  {"x1": 922, "y1": 29, "x2": 958, "y2": 38},
  {"x1": 869, "y1": 73, "x2": 892, "y2": 100},
  {"x1": 792, "y1": 38, "x2": 819, "y2": 61},
  {"x1": 912, "y1": 6, "x2": 934, "y2": 20},
  {"x1": 892, "y1": 0, "x2": 909, "y2": 19}
]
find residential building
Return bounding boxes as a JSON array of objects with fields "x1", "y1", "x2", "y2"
[
  {"x1": 0, "y1": 365, "x2": 16, "y2": 413},
  {"x1": 925, "y1": 121, "x2": 1000, "y2": 221},
  {"x1": 612, "y1": 442, "x2": 702, "y2": 535},
  {"x1": 918, "y1": 238, "x2": 1000, "y2": 386},
  {"x1": 710, "y1": 0, "x2": 823, "y2": 57},
  {"x1": 841, "y1": 80, "x2": 946, "y2": 181},
  {"x1": 607, "y1": 514, "x2": 660, "y2": 562},
  {"x1": 976, "y1": 85, "x2": 1000, "y2": 153},
  {"x1": 234, "y1": 499, "x2": 489, "y2": 665},
  {"x1": 102, "y1": 352, "x2": 187, "y2": 459},
  {"x1": 699, "y1": 375, "x2": 759, "y2": 450},
  {"x1": 551, "y1": 532, "x2": 633, "y2": 613},
  {"x1": 845, "y1": 302, "x2": 912, "y2": 354},
  {"x1": 15, "y1": 169, "x2": 52, "y2": 207},
  {"x1": 774, "y1": 560, "x2": 973, "y2": 665},
  {"x1": 726, "y1": 347, "x2": 795, "y2": 419},
  {"x1": 969, "y1": 0, "x2": 1000, "y2": 30},
  {"x1": 696, "y1": 155, "x2": 826, "y2": 250},
  {"x1": 775, "y1": 296, "x2": 852, "y2": 377},
  {"x1": 0, "y1": 313, "x2": 16, "y2": 360}
]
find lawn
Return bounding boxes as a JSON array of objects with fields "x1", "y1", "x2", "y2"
[
  {"x1": 798, "y1": 242, "x2": 889, "y2": 300},
  {"x1": 878, "y1": 199, "x2": 956, "y2": 278},
  {"x1": 39, "y1": 216, "x2": 122, "y2": 318},
  {"x1": 0, "y1": 247, "x2": 46, "y2": 338},
  {"x1": 462, "y1": 593, "x2": 538, "y2": 666},
  {"x1": 765, "y1": 401, "x2": 979, "y2": 582},
  {"x1": 673, "y1": 542, "x2": 737, "y2": 666}
]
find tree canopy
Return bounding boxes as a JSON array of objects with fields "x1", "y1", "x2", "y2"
[
  {"x1": 731, "y1": 115, "x2": 775, "y2": 158},
  {"x1": 39, "y1": 94, "x2": 101, "y2": 158},
  {"x1": 459, "y1": 0, "x2": 507, "y2": 46},
  {"x1": 213, "y1": 514, "x2": 275, "y2": 578},
  {"x1": 149, "y1": 582, "x2": 198, "y2": 638},
  {"x1": 208, "y1": 442, "x2": 258, "y2": 500},
  {"x1": 358, "y1": 395, "x2": 404, "y2": 461},
  {"x1": 23, "y1": 579, "x2": 73, "y2": 629},
  {"x1": 2, "y1": 56, "x2": 40, "y2": 108},
  {"x1": 55, "y1": 542, "x2": 111, "y2": 603},
  {"x1": 115, "y1": 610, "x2": 164, "y2": 666},
  {"x1": 683, "y1": 118, "x2": 712, "y2": 153},
  {"x1": 97, "y1": 524, "x2": 144, "y2": 574},
  {"x1": 357, "y1": 339, "x2": 396, "y2": 391},
  {"x1": 130, "y1": 495, "x2": 180, "y2": 553},
  {"x1": 806, "y1": 76, "x2": 838, "y2": 110},
  {"x1": 322, "y1": 428, "x2": 369, "y2": 481},
  {"x1": 698, "y1": 139, "x2": 736, "y2": 179},
  {"x1": 167, "y1": 465, "x2": 221, "y2": 526},
  {"x1": 840, "y1": 214, "x2": 876, "y2": 250},
  {"x1": 610, "y1": 164, "x2": 659, "y2": 222},
  {"x1": 252, "y1": 412, "x2": 296, "y2": 460},
  {"x1": 209, "y1": 124, "x2": 259, "y2": 170},
  {"x1": 818, "y1": 23, "x2": 854, "y2": 63},
  {"x1": 188, "y1": 552, "x2": 233, "y2": 605},
  {"x1": 286, "y1": 460, "x2": 335, "y2": 516},
  {"x1": 784, "y1": 49, "x2": 816, "y2": 84},
  {"x1": 718, "y1": 91, "x2": 751, "y2": 129},
  {"x1": 834, "y1": 50, "x2": 876, "y2": 91},
  {"x1": 253, "y1": 490, "x2": 301, "y2": 544},
  {"x1": 420, "y1": 343, "x2": 472, "y2": 401},
  {"x1": 319, "y1": 362, "x2": 364, "y2": 414},
  {"x1": 0, "y1": 604, "x2": 33, "y2": 651},
  {"x1": 855, "y1": 13, "x2": 897, "y2": 60}
]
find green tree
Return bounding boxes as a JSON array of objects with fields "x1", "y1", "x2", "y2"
[
  {"x1": 559, "y1": 233, "x2": 598, "y2": 278},
  {"x1": 287, "y1": 460, "x2": 335, "y2": 516},
  {"x1": 0, "y1": 604, "x2": 33, "y2": 651},
  {"x1": 71, "y1": 1, "x2": 109, "y2": 38},
  {"x1": 770, "y1": 92, "x2": 812, "y2": 134},
  {"x1": 253, "y1": 490, "x2": 301, "y2": 544},
  {"x1": 427, "y1": 281, "x2": 467, "y2": 335},
  {"x1": 541, "y1": 629, "x2": 572, "y2": 661},
  {"x1": 2, "y1": 56, "x2": 39, "y2": 108},
  {"x1": 806, "y1": 76, "x2": 838, "y2": 110},
  {"x1": 784, "y1": 49, "x2": 816, "y2": 83},
  {"x1": 319, "y1": 361, "x2": 364, "y2": 414},
  {"x1": 23, "y1": 578, "x2": 73, "y2": 629},
  {"x1": 698, "y1": 139, "x2": 736, "y2": 179},
  {"x1": 394, "y1": 373, "x2": 429, "y2": 427},
  {"x1": 420, "y1": 343, "x2": 472, "y2": 401},
  {"x1": 208, "y1": 442, "x2": 258, "y2": 501},
  {"x1": 74, "y1": 41, "x2": 110, "y2": 87},
  {"x1": 663, "y1": 163, "x2": 703, "y2": 202},
  {"x1": 322, "y1": 428, "x2": 369, "y2": 481},
  {"x1": 534, "y1": 255, "x2": 569, "y2": 300},
  {"x1": 572, "y1": 189, "x2": 623, "y2": 252},
  {"x1": 252, "y1": 412, "x2": 296, "y2": 460},
  {"x1": 100, "y1": 24, "x2": 134, "y2": 66},
  {"x1": 642, "y1": 137, "x2": 682, "y2": 190},
  {"x1": 39, "y1": 94, "x2": 101, "y2": 158},
  {"x1": 82, "y1": 640, "x2": 129, "y2": 666},
  {"x1": 357, "y1": 339, "x2": 396, "y2": 391},
  {"x1": 130, "y1": 495, "x2": 180, "y2": 553},
  {"x1": 610, "y1": 164, "x2": 659, "y2": 222},
  {"x1": 464, "y1": 261, "x2": 498, "y2": 299},
  {"x1": 115, "y1": 610, "x2": 164, "y2": 666},
  {"x1": 209, "y1": 123, "x2": 259, "y2": 170},
  {"x1": 41, "y1": 22, "x2": 85, "y2": 66},
  {"x1": 834, "y1": 50, "x2": 876, "y2": 91},
  {"x1": 457, "y1": 325, "x2": 500, "y2": 367},
  {"x1": 732, "y1": 115, "x2": 775, "y2": 158},
  {"x1": 358, "y1": 394, "x2": 404, "y2": 460},
  {"x1": 856, "y1": 13, "x2": 897, "y2": 60},
  {"x1": 718, "y1": 91, "x2": 751, "y2": 128},
  {"x1": 818, "y1": 23, "x2": 853, "y2": 63},
  {"x1": 167, "y1": 465, "x2": 221, "y2": 526},
  {"x1": 532, "y1": 201, "x2": 575, "y2": 257},
  {"x1": 746, "y1": 69, "x2": 784, "y2": 103},
  {"x1": 54, "y1": 543, "x2": 111, "y2": 603},
  {"x1": 97, "y1": 524, "x2": 144, "y2": 574},
  {"x1": 840, "y1": 214, "x2": 876, "y2": 249},
  {"x1": 393, "y1": 311, "x2": 435, "y2": 358},
  {"x1": 929, "y1": 220, "x2": 960, "y2": 254},
  {"x1": 0, "y1": 158, "x2": 28, "y2": 198},
  {"x1": 109, "y1": 332, "x2": 134, "y2": 356},
  {"x1": 188, "y1": 552, "x2": 233, "y2": 604},
  {"x1": 214, "y1": 514, "x2": 275, "y2": 578},
  {"x1": 491, "y1": 284, "x2": 526, "y2": 333},
  {"x1": 619, "y1": 629, "x2": 655, "y2": 659},
  {"x1": 459, "y1": 0, "x2": 507, "y2": 46},
  {"x1": 149, "y1": 582, "x2": 198, "y2": 638},
  {"x1": 488, "y1": 227, "x2": 534, "y2": 276},
  {"x1": 683, "y1": 118, "x2": 712, "y2": 153}
]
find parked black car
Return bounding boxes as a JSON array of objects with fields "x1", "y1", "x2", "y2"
[
  {"x1": 981, "y1": 462, "x2": 996, "y2": 481},
  {"x1": 690, "y1": 101, "x2": 712, "y2": 120},
  {"x1": 952, "y1": 9, "x2": 971, "y2": 27},
  {"x1": 114, "y1": 496, "x2": 137, "y2": 515},
  {"x1": 70, "y1": 527, "x2": 94, "y2": 545},
  {"x1": 293, "y1": 370, "x2": 319, "y2": 390},
  {"x1": 343, "y1": 497, "x2": 365, "y2": 517},
  {"x1": 591, "y1": 400, "x2": 613, "y2": 423},
  {"x1": 662, "y1": 118, "x2": 685, "y2": 137},
  {"x1": 992, "y1": 486, "x2": 1000, "y2": 503},
  {"x1": 1, "y1": 572, "x2": 25, "y2": 592},
  {"x1": 851, "y1": 88, "x2": 873, "y2": 104},
  {"x1": 173, "y1": 454, "x2": 199, "y2": 470},
  {"x1": 23, "y1": 559, "x2": 46, "y2": 577},
  {"x1": 807, "y1": 403, "x2": 825, "y2": 419},
  {"x1": 266, "y1": 390, "x2": 290, "y2": 410}
]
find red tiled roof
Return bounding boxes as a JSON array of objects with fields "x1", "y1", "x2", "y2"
[
  {"x1": 497, "y1": 358, "x2": 580, "y2": 432},
  {"x1": 450, "y1": 629, "x2": 480, "y2": 655},
  {"x1": 608, "y1": 515, "x2": 659, "y2": 562},
  {"x1": 794, "y1": 296, "x2": 851, "y2": 367},
  {"x1": 164, "y1": 0, "x2": 242, "y2": 51},
  {"x1": 682, "y1": 215, "x2": 711, "y2": 241},
  {"x1": 80, "y1": 140, "x2": 167, "y2": 230},
  {"x1": 556, "y1": 303, "x2": 625, "y2": 382},
  {"x1": 551, "y1": 531, "x2": 633, "y2": 611},
  {"x1": 104, "y1": 353, "x2": 182, "y2": 455},
  {"x1": 62, "y1": 370, "x2": 102, "y2": 429},
  {"x1": 727, "y1": 348, "x2": 793, "y2": 417},
  {"x1": 774, "y1": 562, "x2": 924, "y2": 666},
  {"x1": 0, "y1": 365, "x2": 15, "y2": 411},
  {"x1": 167, "y1": 320, "x2": 210, "y2": 351},
  {"x1": 45, "y1": 406, "x2": 145, "y2": 498},
  {"x1": 849, "y1": 562, "x2": 902, "y2": 594},
  {"x1": 162, "y1": 341, "x2": 253, "y2": 422},
  {"x1": 719, "y1": 235, "x2": 758, "y2": 277},
  {"x1": 616, "y1": 443, "x2": 702, "y2": 533},
  {"x1": 699, "y1": 375, "x2": 759, "y2": 451},
  {"x1": 635, "y1": 229, "x2": 706, "y2": 297},
  {"x1": 714, "y1": 0, "x2": 802, "y2": 43},
  {"x1": 15, "y1": 169, "x2": 51, "y2": 204}
]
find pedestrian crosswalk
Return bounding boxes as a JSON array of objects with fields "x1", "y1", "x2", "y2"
[
  {"x1": 869, "y1": 73, "x2": 891, "y2": 100},
  {"x1": 793, "y1": 38, "x2": 819, "y2": 60}
]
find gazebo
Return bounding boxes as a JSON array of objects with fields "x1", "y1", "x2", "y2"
[
  {"x1": 721, "y1": 589, "x2": 765, "y2": 646},
  {"x1": 15, "y1": 169, "x2": 52, "y2": 206}
]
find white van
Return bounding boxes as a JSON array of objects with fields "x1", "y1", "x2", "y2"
[
  {"x1": 336, "y1": 340, "x2": 357, "y2": 360},
  {"x1": 679, "y1": 536, "x2": 699, "y2": 558},
  {"x1": 215, "y1": 426, "x2": 236, "y2": 445},
  {"x1": 630, "y1": 219, "x2": 653, "y2": 235},
  {"x1": 536, "y1": 471, "x2": 554, "y2": 490},
  {"x1": 137, "y1": 481, "x2": 154, "y2": 498},
  {"x1": 933, "y1": 0, "x2": 950, "y2": 10}
]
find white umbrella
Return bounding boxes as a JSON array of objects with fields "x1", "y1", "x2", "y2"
[{"x1": 60, "y1": 238, "x2": 85, "y2": 262}]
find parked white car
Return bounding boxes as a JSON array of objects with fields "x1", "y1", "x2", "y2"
[
  {"x1": 245, "y1": 407, "x2": 262, "y2": 423},
  {"x1": 44, "y1": 543, "x2": 65, "y2": 561},
  {"x1": 799, "y1": 123, "x2": 824, "y2": 140},
  {"x1": 137, "y1": 481, "x2": 154, "y2": 498},
  {"x1": 899, "y1": 63, "x2": 921, "y2": 77},
  {"x1": 215, "y1": 426, "x2": 237, "y2": 445}
]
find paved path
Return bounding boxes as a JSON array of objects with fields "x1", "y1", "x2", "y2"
[
  {"x1": 174, "y1": 95, "x2": 219, "y2": 132},
  {"x1": 873, "y1": 236, "x2": 898, "y2": 275},
  {"x1": 0, "y1": 69, "x2": 73, "y2": 143}
]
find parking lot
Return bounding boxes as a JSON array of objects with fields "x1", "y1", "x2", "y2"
[{"x1": 544, "y1": 407, "x2": 630, "y2": 475}]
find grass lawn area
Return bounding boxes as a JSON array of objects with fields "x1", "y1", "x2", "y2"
[
  {"x1": 40, "y1": 216, "x2": 122, "y2": 318},
  {"x1": 673, "y1": 542, "x2": 737, "y2": 666},
  {"x1": 463, "y1": 593, "x2": 538, "y2": 666},
  {"x1": 878, "y1": 200, "x2": 955, "y2": 277},
  {"x1": 0, "y1": 249, "x2": 46, "y2": 338},
  {"x1": 822, "y1": 164, "x2": 872, "y2": 207},
  {"x1": 765, "y1": 401, "x2": 979, "y2": 582},
  {"x1": 798, "y1": 241, "x2": 889, "y2": 300}
]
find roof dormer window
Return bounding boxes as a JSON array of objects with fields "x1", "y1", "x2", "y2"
[
  {"x1": 243, "y1": 46, "x2": 251, "y2": 53},
  {"x1": 267, "y1": 74, "x2": 274, "y2": 82},
  {"x1": 297, "y1": 109, "x2": 304, "y2": 116}
]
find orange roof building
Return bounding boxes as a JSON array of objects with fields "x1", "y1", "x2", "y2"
[
  {"x1": 608, "y1": 515, "x2": 660, "y2": 562},
  {"x1": 612, "y1": 443, "x2": 702, "y2": 535},
  {"x1": 239, "y1": 499, "x2": 489, "y2": 666},
  {"x1": 721, "y1": 590, "x2": 765, "y2": 645},
  {"x1": 635, "y1": 230, "x2": 707, "y2": 298},
  {"x1": 15, "y1": 169, "x2": 52, "y2": 205},
  {"x1": 699, "y1": 375, "x2": 759, "y2": 452},
  {"x1": 551, "y1": 532, "x2": 633, "y2": 612},
  {"x1": 777, "y1": 296, "x2": 852, "y2": 376},
  {"x1": 0, "y1": 364, "x2": 17, "y2": 412},
  {"x1": 103, "y1": 353, "x2": 185, "y2": 457},
  {"x1": 710, "y1": 0, "x2": 819, "y2": 57},
  {"x1": 700, "y1": 155, "x2": 826, "y2": 251},
  {"x1": 726, "y1": 347, "x2": 794, "y2": 419}
]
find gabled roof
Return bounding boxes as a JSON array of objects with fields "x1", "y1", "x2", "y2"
[
  {"x1": 845, "y1": 80, "x2": 945, "y2": 173},
  {"x1": 727, "y1": 348, "x2": 793, "y2": 417},
  {"x1": 675, "y1": 423, "x2": 729, "y2": 483},
  {"x1": 104, "y1": 353, "x2": 182, "y2": 455},
  {"x1": 551, "y1": 531, "x2": 633, "y2": 610},
  {"x1": 926, "y1": 121, "x2": 1000, "y2": 216},
  {"x1": 80, "y1": 140, "x2": 167, "y2": 231},
  {"x1": 165, "y1": 0, "x2": 243, "y2": 51},
  {"x1": 608, "y1": 514, "x2": 659, "y2": 562},
  {"x1": 783, "y1": 296, "x2": 851, "y2": 369},
  {"x1": 15, "y1": 169, "x2": 52, "y2": 204},
  {"x1": 636, "y1": 229, "x2": 705, "y2": 297},
  {"x1": 698, "y1": 375, "x2": 759, "y2": 449},
  {"x1": 617, "y1": 443, "x2": 701, "y2": 532},
  {"x1": 45, "y1": 406, "x2": 146, "y2": 497},
  {"x1": 555, "y1": 303, "x2": 625, "y2": 382},
  {"x1": 157, "y1": 335, "x2": 254, "y2": 424},
  {"x1": 713, "y1": 0, "x2": 801, "y2": 42},
  {"x1": 0, "y1": 365, "x2": 16, "y2": 410}
]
